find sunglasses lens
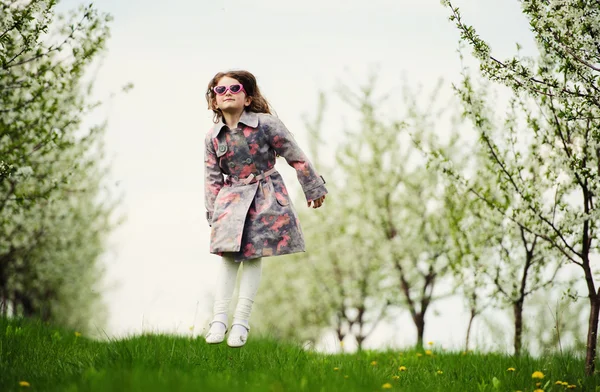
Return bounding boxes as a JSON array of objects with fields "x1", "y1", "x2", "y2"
[
  {"x1": 214, "y1": 86, "x2": 227, "y2": 95},
  {"x1": 230, "y1": 84, "x2": 242, "y2": 93}
]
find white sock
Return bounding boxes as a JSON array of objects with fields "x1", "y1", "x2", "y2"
[
  {"x1": 209, "y1": 313, "x2": 228, "y2": 335},
  {"x1": 213, "y1": 256, "x2": 240, "y2": 317},
  {"x1": 233, "y1": 258, "x2": 262, "y2": 323}
]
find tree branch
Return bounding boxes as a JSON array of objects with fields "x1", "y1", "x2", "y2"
[
  {"x1": 395, "y1": 259, "x2": 417, "y2": 319},
  {"x1": 4, "y1": 11, "x2": 88, "y2": 70},
  {"x1": 361, "y1": 300, "x2": 390, "y2": 339}
]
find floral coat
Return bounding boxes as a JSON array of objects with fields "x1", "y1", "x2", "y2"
[{"x1": 204, "y1": 110, "x2": 328, "y2": 262}]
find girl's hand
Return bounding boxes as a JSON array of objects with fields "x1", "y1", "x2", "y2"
[{"x1": 307, "y1": 195, "x2": 326, "y2": 209}]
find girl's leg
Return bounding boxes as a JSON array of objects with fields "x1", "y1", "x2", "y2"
[
  {"x1": 206, "y1": 256, "x2": 240, "y2": 344},
  {"x1": 228, "y1": 257, "x2": 263, "y2": 347}
]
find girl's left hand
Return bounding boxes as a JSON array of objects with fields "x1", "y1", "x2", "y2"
[{"x1": 308, "y1": 195, "x2": 326, "y2": 209}]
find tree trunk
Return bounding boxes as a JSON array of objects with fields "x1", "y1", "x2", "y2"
[
  {"x1": 335, "y1": 311, "x2": 345, "y2": 348},
  {"x1": 415, "y1": 313, "x2": 425, "y2": 349},
  {"x1": 16, "y1": 290, "x2": 35, "y2": 318},
  {"x1": 396, "y1": 260, "x2": 435, "y2": 350},
  {"x1": 0, "y1": 255, "x2": 7, "y2": 317},
  {"x1": 582, "y1": 219, "x2": 597, "y2": 376},
  {"x1": 465, "y1": 307, "x2": 476, "y2": 352},
  {"x1": 585, "y1": 292, "x2": 600, "y2": 375},
  {"x1": 356, "y1": 335, "x2": 364, "y2": 351},
  {"x1": 0, "y1": 294, "x2": 6, "y2": 317},
  {"x1": 513, "y1": 300, "x2": 524, "y2": 356},
  {"x1": 336, "y1": 329, "x2": 345, "y2": 349}
]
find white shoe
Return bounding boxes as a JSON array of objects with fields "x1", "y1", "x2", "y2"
[
  {"x1": 227, "y1": 321, "x2": 249, "y2": 348},
  {"x1": 205, "y1": 315, "x2": 228, "y2": 344}
]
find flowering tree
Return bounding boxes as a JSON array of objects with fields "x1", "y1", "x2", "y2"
[
  {"x1": 310, "y1": 79, "x2": 460, "y2": 346},
  {"x1": 254, "y1": 94, "x2": 391, "y2": 350},
  {"x1": 0, "y1": 1, "x2": 116, "y2": 332},
  {"x1": 442, "y1": 137, "x2": 564, "y2": 355},
  {"x1": 443, "y1": 178, "x2": 494, "y2": 351},
  {"x1": 382, "y1": 81, "x2": 471, "y2": 349},
  {"x1": 443, "y1": 0, "x2": 600, "y2": 375}
]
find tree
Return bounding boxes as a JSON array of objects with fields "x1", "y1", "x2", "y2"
[
  {"x1": 487, "y1": 215, "x2": 562, "y2": 356},
  {"x1": 443, "y1": 0, "x2": 600, "y2": 375},
  {"x1": 443, "y1": 178, "x2": 495, "y2": 351},
  {"x1": 1, "y1": 0, "x2": 118, "y2": 332},
  {"x1": 445, "y1": 139, "x2": 564, "y2": 356},
  {"x1": 334, "y1": 78, "x2": 464, "y2": 349},
  {"x1": 254, "y1": 94, "x2": 391, "y2": 351}
]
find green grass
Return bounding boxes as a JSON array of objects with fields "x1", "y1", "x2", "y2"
[{"x1": 1, "y1": 317, "x2": 598, "y2": 392}]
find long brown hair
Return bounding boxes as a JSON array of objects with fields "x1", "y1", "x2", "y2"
[{"x1": 206, "y1": 70, "x2": 273, "y2": 124}]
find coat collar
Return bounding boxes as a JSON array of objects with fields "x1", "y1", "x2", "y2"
[{"x1": 211, "y1": 110, "x2": 259, "y2": 138}]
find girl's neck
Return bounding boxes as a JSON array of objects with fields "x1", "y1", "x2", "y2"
[{"x1": 222, "y1": 109, "x2": 244, "y2": 129}]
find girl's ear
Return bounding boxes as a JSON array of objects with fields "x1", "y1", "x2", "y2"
[{"x1": 244, "y1": 96, "x2": 252, "y2": 107}]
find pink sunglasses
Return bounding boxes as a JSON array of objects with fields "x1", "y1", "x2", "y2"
[{"x1": 212, "y1": 84, "x2": 245, "y2": 95}]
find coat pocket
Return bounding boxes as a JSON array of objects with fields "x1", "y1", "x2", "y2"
[{"x1": 271, "y1": 180, "x2": 290, "y2": 206}]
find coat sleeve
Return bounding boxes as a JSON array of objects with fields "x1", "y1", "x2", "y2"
[
  {"x1": 204, "y1": 131, "x2": 224, "y2": 226},
  {"x1": 264, "y1": 115, "x2": 328, "y2": 202}
]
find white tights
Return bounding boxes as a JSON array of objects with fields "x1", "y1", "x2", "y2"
[{"x1": 213, "y1": 256, "x2": 262, "y2": 326}]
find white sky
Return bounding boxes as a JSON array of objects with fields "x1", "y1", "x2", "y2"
[{"x1": 52, "y1": 0, "x2": 569, "y2": 352}]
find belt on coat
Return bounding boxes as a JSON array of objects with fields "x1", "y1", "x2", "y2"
[{"x1": 228, "y1": 167, "x2": 278, "y2": 186}]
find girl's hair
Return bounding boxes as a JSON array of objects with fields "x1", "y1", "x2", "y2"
[{"x1": 206, "y1": 70, "x2": 273, "y2": 123}]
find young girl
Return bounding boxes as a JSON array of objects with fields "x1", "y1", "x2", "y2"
[{"x1": 203, "y1": 70, "x2": 327, "y2": 347}]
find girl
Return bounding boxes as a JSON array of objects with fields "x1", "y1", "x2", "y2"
[{"x1": 203, "y1": 70, "x2": 327, "y2": 347}]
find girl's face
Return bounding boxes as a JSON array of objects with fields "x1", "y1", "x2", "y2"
[{"x1": 214, "y1": 76, "x2": 252, "y2": 114}]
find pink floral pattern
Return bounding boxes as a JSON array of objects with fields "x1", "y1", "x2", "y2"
[{"x1": 204, "y1": 111, "x2": 327, "y2": 262}]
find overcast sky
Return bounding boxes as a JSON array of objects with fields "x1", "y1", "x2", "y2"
[{"x1": 51, "y1": 0, "x2": 558, "y2": 352}]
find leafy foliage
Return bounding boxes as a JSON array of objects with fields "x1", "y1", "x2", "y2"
[
  {"x1": 443, "y1": 0, "x2": 600, "y2": 375},
  {"x1": 0, "y1": 0, "x2": 117, "y2": 333}
]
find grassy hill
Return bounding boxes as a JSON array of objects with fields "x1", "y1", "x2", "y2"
[{"x1": 1, "y1": 317, "x2": 598, "y2": 391}]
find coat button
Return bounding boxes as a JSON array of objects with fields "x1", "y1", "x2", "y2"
[
  {"x1": 245, "y1": 158, "x2": 253, "y2": 164},
  {"x1": 219, "y1": 145, "x2": 226, "y2": 152},
  {"x1": 232, "y1": 175, "x2": 239, "y2": 181},
  {"x1": 229, "y1": 162, "x2": 236, "y2": 168}
]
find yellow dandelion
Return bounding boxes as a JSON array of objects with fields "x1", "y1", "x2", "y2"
[
  {"x1": 416, "y1": 353, "x2": 423, "y2": 357},
  {"x1": 562, "y1": 382, "x2": 569, "y2": 386},
  {"x1": 333, "y1": 367, "x2": 339, "y2": 371},
  {"x1": 19, "y1": 381, "x2": 30, "y2": 387},
  {"x1": 532, "y1": 371, "x2": 545, "y2": 379},
  {"x1": 461, "y1": 351, "x2": 467, "y2": 356},
  {"x1": 536, "y1": 382, "x2": 542, "y2": 387},
  {"x1": 428, "y1": 341, "x2": 434, "y2": 345},
  {"x1": 371, "y1": 361, "x2": 378, "y2": 366},
  {"x1": 425, "y1": 350, "x2": 433, "y2": 356},
  {"x1": 533, "y1": 389, "x2": 544, "y2": 392},
  {"x1": 344, "y1": 375, "x2": 349, "y2": 379},
  {"x1": 398, "y1": 366, "x2": 407, "y2": 372},
  {"x1": 507, "y1": 367, "x2": 516, "y2": 372},
  {"x1": 188, "y1": 326, "x2": 194, "y2": 331},
  {"x1": 567, "y1": 385, "x2": 576, "y2": 389},
  {"x1": 74, "y1": 331, "x2": 82, "y2": 337},
  {"x1": 437, "y1": 370, "x2": 443, "y2": 374},
  {"x1": 382, "y1": 383, "x2": 392, "y2": 389},
  {"x1": 555, "y1": 381, "x2": 564, "y2": 385},
  {"x1": 392, "y1": 375, "x2": 400, "y2": 380}
]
